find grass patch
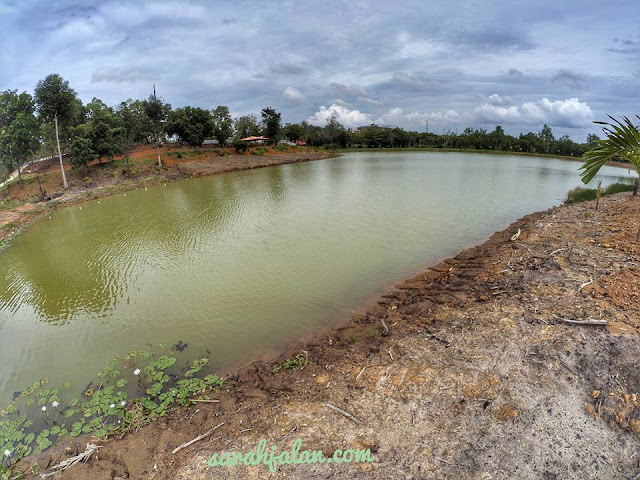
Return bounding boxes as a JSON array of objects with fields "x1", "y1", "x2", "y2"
[
  {"x1": 567, "y1": 182, "x2": 635, "y2": 203},
  {"x1": 272, "y1": 354, "x2": 308, "y2": 373},
  {"x1": 0, "y1": 198, "x2": 21, "y2": 211},
  {"x1": 604, "y1": 182, "x2": 636, "y2": 195},
  {"x1": 567, "y1": 187, "x2": 597, "y2": 203}
]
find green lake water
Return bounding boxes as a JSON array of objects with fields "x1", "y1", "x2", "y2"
[{"x1": 0, "y1": 152, "x2": 636, "y2": 404}]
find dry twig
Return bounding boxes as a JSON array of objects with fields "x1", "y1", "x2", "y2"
[
  {"x1": 40, "y1": 443, "x2": 102, "y2": 478},
  {"x1": 171, "y1": 422, "x2": 225, "y2": 454},
  {"x1": 325, "y1": 403, "x2": 365, "y2": 426}
]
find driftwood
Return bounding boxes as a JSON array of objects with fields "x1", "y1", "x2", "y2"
[
  {"x1": 40, "y1": 443, "x2": 102, "y2": 478},
  {"x1": 325, "y1": 403, "x2": 365, "y2": 426},
  {"x1": 577, "y1": 278, "x2": 594, "y2": 293},
  {"x1": 380, "y1": 318, "x2": 389, "y2": 335},
  {"x1": 510, "y1": 228, "x2": 521, "y2": 242},
  {"x1": 190, "y1": 399, "x2": 220, "y2": 404},
  {"x1": 171, "y1": 422, "x2": 225, "y2": 454},
  {"x1": 553, "y1": 315, "x2": 607, "y2": 326},
  {"x1": 355, "y1": 366, "x2": 366, "y2": 381}
]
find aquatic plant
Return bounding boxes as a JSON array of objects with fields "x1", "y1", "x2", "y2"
[{"x1": 0, "y1": 344, "x2": 224, "y2": 478}]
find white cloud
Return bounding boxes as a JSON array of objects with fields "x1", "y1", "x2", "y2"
[
  {"x1": 475, "y1": 104, "x2": 522, "y2": 123},
  {"x1": 375, "y1": 107, "x2": 464, "y2": 128},
  {"x1": 486, "y1": 93, "x2": 513, "y2": 106},
  {"x1": 308, "y1": 104, "x2": 372, "y2": 127},
  {"x1": 475, "y1": 97, "x2": 593, "y2": 127},
  {"x1": 364, "y1": 98, "x2": 592, "y2": 132},
  {"x1": 283, "y1": 86, "x2": 304, "y2": 104}
]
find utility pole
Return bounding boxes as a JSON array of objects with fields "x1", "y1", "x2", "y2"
[{"x1": 425, "y1": 121, "x2": 429, "y2": 133}]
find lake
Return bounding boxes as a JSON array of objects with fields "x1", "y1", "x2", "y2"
[{"x1": 0, "y1": 152, "x2": 636, "y2": 404}]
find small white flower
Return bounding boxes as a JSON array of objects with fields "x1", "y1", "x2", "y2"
[
  {"x1": 41, "y1": 405, "x2": 47, "y2": 412},
  {"x1": 3, "y1": 449, "x2": 11, "y2": 457},
  {"x1": 109, "y1": 403, "x2": 116, "y2": 409},
  {"x1": 52, "y1": 401, "x2": 60, "y2": 408},
  {"x1": 133, "y1": 369, "x2": 141, "y2": 375},
  {"x1": 120, "y1": 400, "x2": 126, "y2": 407}
]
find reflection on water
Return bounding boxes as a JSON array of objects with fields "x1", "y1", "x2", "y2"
[{"x1": 0, "y1": 152, "x2": 635, "y2": 404}]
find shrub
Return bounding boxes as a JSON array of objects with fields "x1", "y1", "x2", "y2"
[
  {"x1": 566, "y1": 182, "x2": 636, "y2": 204},
  {"x1": 252, "y1": 147, "x2": 267, "y2": 156},
  {"x1": 604, "y1": 182, "x2": 635, "y2": 195},
  {"x1": 233, "y1": 140, "x2": 248, "y2": 153},
  {"x1": 275, "y1": 144, "x2": 288, "y2": 152},
  {"x1": 567, "y1": 187, "x2": 597, "y2": 203},
  {"x1": 176, "y1": 152, "x2": 183, "y2": 159}
]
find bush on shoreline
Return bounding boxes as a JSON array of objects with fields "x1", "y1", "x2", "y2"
[{"x1": 566, "y1": 182, "x2": 635, "y2": 203}]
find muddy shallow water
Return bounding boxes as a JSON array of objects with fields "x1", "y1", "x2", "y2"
[{"x1": 0, "y1": 152, "x2": 635, "y2": 404}]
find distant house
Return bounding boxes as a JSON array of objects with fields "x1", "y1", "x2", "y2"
[
  {"x1": 279, "y1": 140, "x2": 296, "y2": 146},
  {"x1": 295, "y1": 140, "x2": 307, "y2": 146},
  {"x1": 203, "y1": 139, "x2": 220, "y2": 145},
  {"x1": 240, "y1": 136, "x2": 270, "y2": 145}
]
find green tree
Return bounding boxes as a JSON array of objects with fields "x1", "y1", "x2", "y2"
[
  {"x1": 144, "y1": 87, "x2": 170, "y2": 168},
  {"x1": 586, "y1": 133, "x2": 600, "y2": 148},
  {"x1": 234, "y1": 114, "x2": 260, "y2": 139},
  {"x1": 34, "y1": 74, "x2": 80, "y2": 188},
  {"x1": 166, "y1": 106, "x2": 213, "y2": 149},
  {"x1": 84, "y1": 98, "x2": 124, "y2": 163},
  {"x1": 283, "y1": 123, "x2": 305, "y2": 142},
  {"x1": 0, "y1": 90, "x2": 41, "y2": 184},
  {"x1": 117, "y1": 99, "x2": 153, "y2": 167},
  {"x1": 538, "y1": 124, "x2": 554, "y2": 154},
  {"x1": 261, "y1": 107, "x2": 281, "y2": 144},
  {"x1": 211, "y1": 106, "x2": 233, "y2": 146},
  {"x1": 580, "y1": 115, "x2": 640, "y2": 241},
  {"x1": 69, "y1": 136, "x2": 96, "y2": 169}
]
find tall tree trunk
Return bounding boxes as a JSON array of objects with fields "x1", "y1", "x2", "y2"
[
  {"x1": 156, "y1": 142, "x2": 162, "y2": 168},
  {"x1": 633, "y1": 178, "x2": 639, "y2": 196},
  {"x1": 54, "y1": 113, "x2": 68, "y2": 189}
]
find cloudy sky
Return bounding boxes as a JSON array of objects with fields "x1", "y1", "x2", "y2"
[{"x1": 1, "y1": 0, "x2": 639, "y2": 140}]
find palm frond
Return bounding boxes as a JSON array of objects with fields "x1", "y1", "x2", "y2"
[{"x1": 581, "y1": 116, "x2": 640, "y2": 184}]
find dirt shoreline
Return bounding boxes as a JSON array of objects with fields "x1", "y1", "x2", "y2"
[
  {"x1": 23, "y1": 192, "x2": 635, "y2": 479},
  {"x1": 0, "y1": 149, "x2": 336, "y2": 246}
]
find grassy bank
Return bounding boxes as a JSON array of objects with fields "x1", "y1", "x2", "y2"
[{"x1": 566, "y1": 181, "x2": 636, "y2": 203}]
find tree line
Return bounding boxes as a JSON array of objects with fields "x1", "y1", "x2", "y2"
[
  {"x1": 0, "y1": 73, "x2": 600, "y2": 185},
  {"x1": 283, "y1": 120, "x2": 599, "y2": 157},
  {"x1": 0, "y1": 74, "x2": 284, "y2": 184}
]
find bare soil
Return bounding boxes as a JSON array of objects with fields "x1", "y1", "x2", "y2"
[{"x1": 19, "y1": 192, "x2": 636, "y2": 479}]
